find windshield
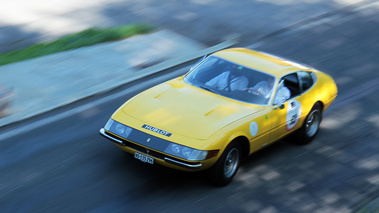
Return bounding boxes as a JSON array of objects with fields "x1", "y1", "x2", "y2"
[{"x1": 184, "y1": 56, "x2": 276, "y2": 105}]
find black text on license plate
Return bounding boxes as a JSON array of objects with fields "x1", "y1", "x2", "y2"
[{"x1": 134, "y1": 152, "x2": 154, "y2": 164}]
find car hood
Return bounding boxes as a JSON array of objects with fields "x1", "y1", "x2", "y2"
[{"x1": 121, "y1": 78, "x2": 264, "y2": 140}]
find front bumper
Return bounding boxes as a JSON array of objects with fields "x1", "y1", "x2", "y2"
[{"x1": 99, "y1": 128, "x2": 203, "y2": 170}]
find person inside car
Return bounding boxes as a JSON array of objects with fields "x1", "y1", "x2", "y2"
[
  {"x1": 206, "y1": 65, "x2": 249, "y2": 91},
  {"x1": 245, "y1": 76, "x2": 275, "y2": 99}
]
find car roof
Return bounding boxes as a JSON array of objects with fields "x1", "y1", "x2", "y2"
[{"x1": 213, "y1": 48, "x2": 315, "y2": 78}]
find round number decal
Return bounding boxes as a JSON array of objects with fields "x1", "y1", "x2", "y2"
[
  {"x1": 250, "y1": 121, "x2": 258, "y2": 136},
  {"x1": 286, "y1": 100, "x2": 302, "y2": 130}
]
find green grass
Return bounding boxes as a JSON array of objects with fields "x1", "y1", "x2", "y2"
[{"x1": 0, "y1": 24, "x2": 154, "y2": 66}]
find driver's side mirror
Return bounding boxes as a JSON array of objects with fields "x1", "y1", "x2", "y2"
[{"x1": 274, "y1": 102, "x2": 285, "y2": 110}]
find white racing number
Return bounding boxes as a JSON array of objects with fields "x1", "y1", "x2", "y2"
[{"x1": 286, "y1": 100, "x2": 301, "y2": 131}]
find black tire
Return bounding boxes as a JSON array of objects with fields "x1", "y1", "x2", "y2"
[
  {"x1": 294, "y1": 102, "x2": 322, "y2": 145},
  {"x1": 208, "y1": 141, "x2": 241, "y2": 186}
]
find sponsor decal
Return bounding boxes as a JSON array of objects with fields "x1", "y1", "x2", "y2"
[
  {"x1": 142, "y1": 124, "x2": 172, "y2": 137},
  {"x1": 286, "y1": 100, "x2": 302, "y2": 131}
]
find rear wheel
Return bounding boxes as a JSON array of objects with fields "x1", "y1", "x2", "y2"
[
  {"x1": 294, "y1": 102, "x2": 322, "y2": 145},
  {"x1": 208, "y1": 141, "x2": 241, "y2": 186}
]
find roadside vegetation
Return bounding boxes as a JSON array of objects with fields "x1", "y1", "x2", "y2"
[{"x1": 0, "y1": 24, "x2": 153, "y2": 66}]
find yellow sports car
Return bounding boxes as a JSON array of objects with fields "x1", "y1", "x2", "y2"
[{"x1": 100, "y1": 48, "x2": 337, "y2": 186}]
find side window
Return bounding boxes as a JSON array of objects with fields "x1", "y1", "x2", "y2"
[
  {"x1": 282, "y1": 73, "x2": 301, "y2": 98},
  {"x1": 298, "y1": 71, "x2": 314, "y2": 91}
]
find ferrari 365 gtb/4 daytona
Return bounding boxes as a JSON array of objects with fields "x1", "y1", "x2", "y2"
[{"x1": 100, "y1": 48, "x2": 337, "y2": 186}]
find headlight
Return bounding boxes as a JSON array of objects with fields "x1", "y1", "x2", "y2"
[
  {"x1": 171, "y1": 144, "x2": 181, "y2": 154},
  {"x1": 104, "y1": 119, "x2": 132, "y2": 138},
  {"x1": 116, "y1": 123, "x2": 125, "y2": 134},
  {"x1": 182, "y1": 147, "x2": 192, "y2": 158},
  {"x1": 164, "y1": 143, "x2": 216, "y2": 161}
]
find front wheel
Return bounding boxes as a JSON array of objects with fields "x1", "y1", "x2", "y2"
[
  {"x1": 208, "y1": 141, "x2": 241, "y2": 186},
  {"x1": 294, "y1": 102, "x2": 322, "y2": 145}
]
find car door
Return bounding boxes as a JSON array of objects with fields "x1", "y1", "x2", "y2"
[{"x1": 268, "y1": 72, "x2": 305, "y2": 143}]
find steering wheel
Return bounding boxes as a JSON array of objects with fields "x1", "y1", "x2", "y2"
[{"x1": 245, "y1": 88, "x2": 264, "y2": 97}]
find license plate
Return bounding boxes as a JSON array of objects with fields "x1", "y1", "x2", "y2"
[{"x1": 134, "y1": 152, "x2": 154, "y2": 164}]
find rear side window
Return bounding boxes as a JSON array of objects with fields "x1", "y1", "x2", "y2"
[
  {"x1": 298, "y1": 71, "x2": 314, "y2": 91},
  {"x1": 282, "y1": 73, "x2": 301, "y2": 98}
]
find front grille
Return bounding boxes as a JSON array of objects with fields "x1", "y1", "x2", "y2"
[{"x1": 126, "y1": 140, "x2": 166, "y2": 159}]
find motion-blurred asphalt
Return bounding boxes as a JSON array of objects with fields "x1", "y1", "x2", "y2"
[{"x1": 1, "y1": 0, "x2": 379, "y2": 212}]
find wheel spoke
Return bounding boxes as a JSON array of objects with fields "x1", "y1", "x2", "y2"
[
  {"x1": 306, "y1": 110, "x2": 320, "y2": 137},
  {"x1": 224, "y1": 148, "x2": 239, "y2": 178}
]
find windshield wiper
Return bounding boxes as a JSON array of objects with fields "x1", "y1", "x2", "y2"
[{"x1": 199, "y1": 85, "x2": 219, "y2": 95}]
